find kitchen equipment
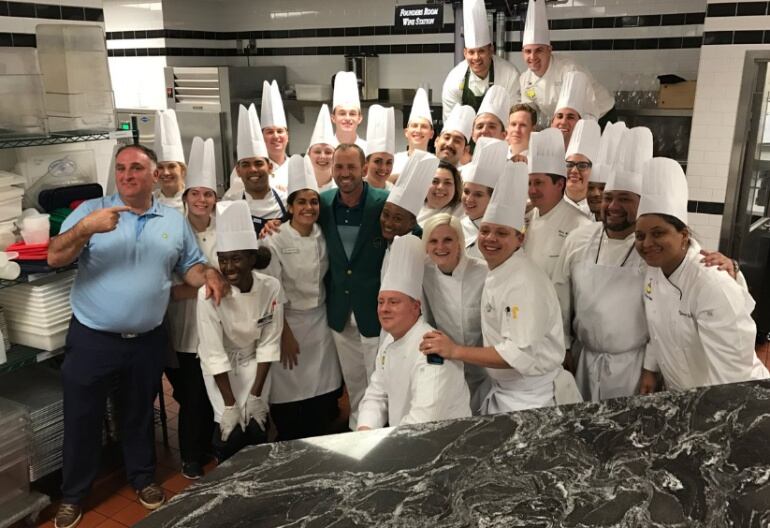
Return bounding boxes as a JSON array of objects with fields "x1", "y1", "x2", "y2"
[
  {"x1": 344, "y1": 55, "x2": 379, "y2": 101},
  {"x1": 0, "y1": 48, "x2": 48, "y2": 137}
]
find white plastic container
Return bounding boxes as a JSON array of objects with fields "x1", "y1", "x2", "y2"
[
  {"x1": 0, "y1": 187, "x2": 24, "y2": 222},
  {"x1": 48, "y1": 113, "x2": 115, "y2": 132},
  {"x1": 45, "y1": 91, "x2": 115, "y2": 118},
  {"x1": 36, "y1": 25, "x2": 111, "y2": 94},
  {"x1": 0, "y1": 48, "x2": 41, "y2": 76},
  {"x1": 8, "y1": 321, "x2": 68, "y2": 351}
]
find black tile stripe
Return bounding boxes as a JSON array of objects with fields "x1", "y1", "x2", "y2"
[
  {"x1": 505, "y1": 36, "x2": 702, "y2": 52},
  {"x1": 107, "y1": 43, "x2": 457, "y2": 57},
  {"x1": 703, "y1": 30, "x2": 770, "y2": 45},
  {"x1": 687, "y1": 201, "x2": 725, "y2": 216},
  {"x1": 707, "y1": 2, "x2": 769, "y2": 17},
  {"x1": 2, "y1": 1, "x2": 103, "y2": 21},
  {"x1": 509, "y1": 11, "x2": 705, "y2": 31}
]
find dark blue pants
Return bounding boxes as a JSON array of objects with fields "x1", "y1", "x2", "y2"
[{"x1": 61, "y1": 318, "x2": 166, "y2": 504}]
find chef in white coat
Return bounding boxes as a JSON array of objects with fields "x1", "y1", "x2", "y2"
[
  {"x1": 524, "y1": 128, "x2": 592, "y2": 280},
  {"x1": 442, "y1": 0, "x2": 519, "y2": 121},
  {"x1": 393, "y1": 88, "x2": 434, "y2": 178},
  {"x1": 519, "y1": 0, "x2": 614, "y2": 129},
  {"x1": 421, "y1": 213, "x2": 490, "y2": 414},
  {"x1": 330, "y1": 71, "x2": 367, "y2": 154},
  {"x1": 471, "y1": 85, "x2": 510, "y2": 142},
  {"x1": 507, "y1": 103, "x2": 537, "y2": 160},
  {"x1": 416, "y1": 161, "x2": 464, "y2": 226},
  {"x1": 584, "y1": 121, "x2": 628, "y2": 221},
  {"x1": 552, "y1": 125, "x2": 650, "y2": 400},
  {"x1": 364, "y1": 105, "x2": 396, "y2": 190},
  {"x1": 551, "y1": 71, "x2": 596, "y2": 148},
  {"x1": 262, "y1": 155, "x2": 343, "y2": 440},
  {"x1": 435, "y1": 104, "x2": 475, "y2": 167},
  {"x1": 164, "y1": 137, "x2": 217, "y2": 479},
  {"x1": 197, "y1": 200, "x2": 283, "y2": 461},
  {"x1": 261, "y1": 80, "x2": 290, "y2": 194},
  {"x1": 153, "y1": 109, "x2": 186, "y2": 214},
  {"x1": 306, "y1": 104, "x2": 337, "y2": 192},
  {"x1": 563, "y1": 119, "x2": 601, "y2": 218},
  {"x1": 234, "y1": 104, "x2": 288, "y2": 234},
  {"x1": 358, "y1": 234, "x2": 471, "y2": 430},
  {"x1": 636, "y1": 159, "x2": 770, "y2": 393},
  {"x1": 421, "y1": 162, "x2": 581, "y2": 413},
  {"x1": 460, "y1": 137, "x2": 508, "y2": 259}
]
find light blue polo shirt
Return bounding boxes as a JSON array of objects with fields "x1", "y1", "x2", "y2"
[{"x1": 61, "y1": 194, "x2": 206, "y2": 333}]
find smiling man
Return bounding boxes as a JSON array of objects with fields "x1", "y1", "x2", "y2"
[
  {"x1": 519, "y1": 0, "x2": 614, "y2": 128},
  {"x1": 442, "y1": 0, "x2": 519, "y2": 121},
  {"x1": 392, "y1": 88, "x2": 434, "y2": 178},
  {"x1": 260, "y1": 80, "x2": 290, "y2": 194},
  {"x1": 434, "y1": 104, "x2": 475, "y2": 168},
  {"x1": 331, "y1": 71, "x2": 368, "y2": 154},
  {"x1": 235, "y1": 104, "x2": 288, "y2": 234}
]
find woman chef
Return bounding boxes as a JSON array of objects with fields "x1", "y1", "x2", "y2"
[
  {"x1": 262, "y1": 155, "x2": 343, "y2": 440},
  {"x1": 421, "y1": 162, "x2": 582, "y2": 413},
  {"x1": 421, "y1": 213, "x2": 490, "y2": 414},
  {"x1": 417, "y1": 161, "x2": 464, "y2": 227},
  {"x1": 152, "y1": 109, "x2": 186, "y2": 214},
  {"x1": 635, "y1": 158, "x2": 769, "y2": 393},
  {"x1": 164, "y1": 137, "x2": 218, "y2": 479},
  {"x1": 306, "y1": 104, "x2": 337, "y2": 192},
  {"x1": 197, "y1": 200, "x2": 283, "y2": 461}
]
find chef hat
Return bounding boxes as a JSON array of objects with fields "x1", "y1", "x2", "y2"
[
  {"x1": 237, "y1": 104, "x2": 268, "y2": 161},
  {"x1": 566, "y1": 119, "x2": 601, "y2": 162},
  {"x1": 308, "y1": 104, "x2": 336, "y2": 150},
  {"x1": 215, "y1": 200, "x2": 258, "y2": 252},
  {"x1": 286, "y1": 154, "x2": 319, "y2": 196},
  {"x1": 408, "y1": 87, "x2": 433, "y2": 126},
  {"x1": 523, "y1": 0, "x2": 550, "y2": 47},
  {"x1": 441, "y1": 104, "x2": 476, "y2": 142},
  {"x1": 528, "y1": 128, "x2": 567, "y2": 177},
  {"x1": 387, "y1": 151, "x2": 440, "y2": 216},
  {"x1": 461, "y1": 136, "x2": 509, "y2": 188},
  {"x1": 463, "y1": 0, "x2": 492, "y2": 49},
  {"x1": 606, "y1": 126, "x2": 652, "y2": 195},
  {"x1": 186, "y1": 136, "x2": 217, "y2": 192},
  {"x1": 332, "y1": 71, "x2": 360, "y2": 110},
  {"x1": 637, "y1": 158, "x2": 688, "y2": 225},
  {"x1": 366, "y1": 105, "x2": 396, "y2": 155},
  {"x1": 154, "y1": 109, "x2": 185, "y2": 164},
  {"x1": 482, "y1": 161, "x2": 529, "y2": 232},
  {"x1": 260, "y1": 80, "x2": 287, "y2": 129},
  {"x1": 591, "y1": 121, "x2": 628, "y2": 184},
  {"x1": 476, "y1": 85, "x2": 511, "y2": 127},
  {"x1": 380, "y1": 234, "x2": 425, "y2": 300},
  {"x1": 555, "y1": 71, "x2": 594, "y2": 119}
]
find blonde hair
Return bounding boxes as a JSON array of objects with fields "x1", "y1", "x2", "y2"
[{"x1": 422, "y1": 213, "x2": 465, "y2": 252}]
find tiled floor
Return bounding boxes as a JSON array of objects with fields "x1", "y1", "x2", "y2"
[{"x1": 28, "y1": 344, "x2": 770, "y2": 527}]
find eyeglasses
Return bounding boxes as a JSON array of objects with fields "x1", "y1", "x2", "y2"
[{"x1": 566, "y1": 161, "x2": 592, "y2": 171}]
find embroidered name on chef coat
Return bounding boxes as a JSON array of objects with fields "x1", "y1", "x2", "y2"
[{"x1": 281, "y1": 247, "x2": 299, "y2": 254}]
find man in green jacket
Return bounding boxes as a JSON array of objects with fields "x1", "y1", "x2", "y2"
[{"x1": 318, "y1": 143, "x2": 389, "y2": 430}]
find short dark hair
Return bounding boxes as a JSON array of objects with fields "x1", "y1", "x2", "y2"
[
  {"x1": 547, "y1": 174, "x2": 566, "y2": 187},
  {"x1": 509, "y1": 103, "x2": 537, "y2": 127},
  {"x1": 116, "y1": 143, "x2": 158, "y2": 165},
  {"x1": 334, "y1": 143, "x2": 366, "y2": 166}
]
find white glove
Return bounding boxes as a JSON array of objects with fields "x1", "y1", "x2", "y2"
[
  {"x1": 220, "y1": 405, "x2": 243, "y2": 441},
  {"x1": 245, "y1": 394, "x2": 269, "y2": 431}
]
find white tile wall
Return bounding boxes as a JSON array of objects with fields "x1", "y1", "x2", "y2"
[{"x1": 103, "y1": 0, "x2": 163, "y2": 31}]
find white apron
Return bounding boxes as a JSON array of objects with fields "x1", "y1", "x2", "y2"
[
  {"x1": 572, "y1": 230, "x2": 646, "y2": 401},
  {"x1": 269, "y1": 305, "x2": 342, "y2": 404},
  {"x1": 481, "y1": 369, "x2": 581, "y2": 414},
  {"x1": 203, "y1": 353, "x2": 261, "y2": 423}
]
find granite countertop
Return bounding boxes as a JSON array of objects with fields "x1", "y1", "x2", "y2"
[{"x1": 137, "y1": 380, "x2": 770, "y2": 527}]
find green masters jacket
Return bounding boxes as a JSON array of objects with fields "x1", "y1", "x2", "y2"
[{"x1": 319, "y1": 184, "x2": 389, "y2": 337}]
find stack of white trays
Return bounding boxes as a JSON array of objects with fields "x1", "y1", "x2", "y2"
[{"x1": 0, "y1": 397, "x2": 31, "y2": 506}]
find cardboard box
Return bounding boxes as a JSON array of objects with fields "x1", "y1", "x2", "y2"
[{"x1": 658, "y1": 81, "x2": 697, "y2": 109}]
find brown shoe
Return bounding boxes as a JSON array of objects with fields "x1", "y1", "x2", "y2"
[
  {"x1": 137, "y1": 483, "x2": 166, "y2": 510},
  {"x1": 54, "y1": 503, "x2": 82, "y2": 528}
]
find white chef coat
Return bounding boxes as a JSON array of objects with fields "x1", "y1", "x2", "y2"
[
  {"x1": 244, "y1": 190, "x2": 284, "y2": 220},
  {"x1": 167, "y1": 217, "x2": 217, "y2": 354},
  {"x1": 262, "y1": 223, "x2": 342, "y2": 404},
  {"x1": 480, "y1": 250, "x2": 581, "y2": 414},
  {"x1": 358, "y1": 316, "x2": 471, "y2": 428},
  {"x1": 197, "y1": 270, "x2": 283, "y2": 421},
  {"x1": 552, "y1": 222, "x2": 647, "y2": 401},
  {"x1": 563, "y1": 194, "x2": 592, "y2": 219},
  {"x1": 318, "y1": 179, "x2": 337, "y2": 193},
  {"x1": 642, "y1": 242, "x2": 769, "y2": 392},
  {"x1": 461, "y1": 215, "x2": 483, "y2": 260},
  {"x1": 519, "y1": 54, "x2": 615, "y2": 127},
  {"x1": 417, "y1": 202, "x2": 463, "y2": 227},
  {"x1": 423, "y1": 256, "x2": 491, "y2": 414},
  {"x1": 271, "y1": 158, "x2": 289, "y2": 195},
  {"x1": 524, "y1": 199, "x2": 592, "y2": 280},
  {"x1": 331, "y1": 135, "x2": 368, "y2": 156},
  {"x1": 442, "y1": 56, "x2": 521, "y2": 121},
  {"x1": 153, "y1": 189, "x2": 184, "y2": 216}
]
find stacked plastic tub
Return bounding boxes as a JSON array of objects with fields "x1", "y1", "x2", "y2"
[
  {"x1": 0, "y1": 270, "x2": 75, "y2": 351},
  {"x1": 0, "y1": 397, "x2": 31, "y2": 507},
  {"x1": 0, "y1": 48, "x2": 48, "y2": 137},
  {"x1": 0, "y1": 367, "x2": 63, "y2": 482}
]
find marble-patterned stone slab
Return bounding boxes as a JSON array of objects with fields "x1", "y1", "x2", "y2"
[{"x1": 137, "y1": 380, "x2": 770, "y2": 527}]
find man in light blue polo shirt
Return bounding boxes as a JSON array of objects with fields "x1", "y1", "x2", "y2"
[{"x1": 48, "y1": 144, "x2": 227, "y2": 528}]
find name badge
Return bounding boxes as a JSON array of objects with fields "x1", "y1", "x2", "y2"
[
  {"x1": 281, "y1": 247, "x2": 299, "y2": 254},
  {"x1": 257, "y1": 314, "x2": 274, "y2": 327}
]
